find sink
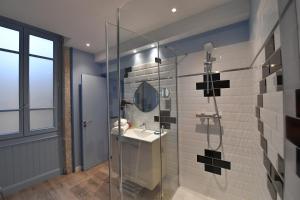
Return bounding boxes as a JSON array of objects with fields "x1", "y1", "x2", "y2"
[{"x1": 122, "y1": 128, "x2": 167, "y2": 143}]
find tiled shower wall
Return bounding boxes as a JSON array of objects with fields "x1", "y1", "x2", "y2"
[{"x1": 178, "y1": 41, "x2": 273, "y2": 200}]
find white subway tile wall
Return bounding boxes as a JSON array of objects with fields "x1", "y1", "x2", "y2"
[{"x1": 178, "y1": 42, "x2": 274, "y2": 200}]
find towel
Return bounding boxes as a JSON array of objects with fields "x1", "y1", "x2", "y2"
[
  {"x1": 111, "y1": 123, "x2": 129, "y2": 135},
  {"x1": 113, "y1": 118, "x2": 128, "y2": 127}
]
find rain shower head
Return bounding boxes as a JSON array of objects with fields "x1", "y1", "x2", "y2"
[{"x1": 204, "y1": 42, "x2": 214, "y2": 54}]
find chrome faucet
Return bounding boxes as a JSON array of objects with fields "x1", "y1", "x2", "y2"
[{"x1": 139, "y1": 122, "x2": 146, "y2": 131}]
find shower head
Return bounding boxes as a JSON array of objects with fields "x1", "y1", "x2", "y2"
[{"x1": 204, "y1": 42, "x2": 214, "y2": 54}]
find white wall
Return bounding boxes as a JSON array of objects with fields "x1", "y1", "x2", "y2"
[{"x1": 177, "y1": 41, "x2": 272, "y2": 200}]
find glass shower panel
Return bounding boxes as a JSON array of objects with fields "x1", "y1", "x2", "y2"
[{"x1": 158, "y1": 50, "x2": 178, "y2": 200}]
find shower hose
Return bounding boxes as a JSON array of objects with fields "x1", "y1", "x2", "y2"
[{"x1": 206, "y1": 68, "x2": 223, "y2": 151}]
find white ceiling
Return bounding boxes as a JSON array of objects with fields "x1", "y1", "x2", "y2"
[{"x1": 0, "y1": 0, "x2": 245, "y2": 54}]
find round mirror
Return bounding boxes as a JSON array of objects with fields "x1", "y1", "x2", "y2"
[{"x1": 133, "y1": 81, "x2": 159, "y2": 112}]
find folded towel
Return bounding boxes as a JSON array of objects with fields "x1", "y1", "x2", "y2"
[
  {"x1": 113, "y1": 118, "x2": 128, "y2": 127},
  {"x1": 111, "y1": 123, "x2": 129, "y2": 135}
]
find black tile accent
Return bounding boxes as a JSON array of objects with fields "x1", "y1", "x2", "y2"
[
  {"x1": 267, "y1": 176, "x2": 277, "y2": 200},
  {"x1": 277, "y1": 154, "x2": 285, "y2": 178},
  {"x1": 204, "y1": 73, "x2": 220, "y2": 82},
  {"x1": 256, "y1": 107, "x2": 260, "y2": 118},
  {"x1": 260, "y1": 135, "x2": 268, "y2": 153},
  {"x1": 205, "y1": 149, "x2": 221, "y2": 159},
  {"x1": 124, "y1": 67, "x2": 132, "y2": 78},
  {"x1": 269, "y1": 49, "x2": 282, "y2": 74},
  {"x1": 213, "y1": 159, "x2": 231, "y2": 170},
  {"x1": 258, "y1": 120, "x2": 264, "y2": 135},
  {"x1": 213, "y1": 80, "x2": 230, "y2": 89},
  {"x1": 155, "y1": 116, "x2": 177, "y2": 124},
  {"x1": 263, "y1": 153, "x2": 271, "y2": 175},
  {"x1": 286, "y1": 116, "x2": 300, "y2": 148},
  {"x1": 296, "y1": 89, "x2": 300, "y2": 118},
  {"x1": 165, "y1": 99, "x2": 171, "y2": 110},
  {"x1": 265, "y1": 34, "x2": 275, "y2": 60},
  {"x1": 155, "y1": 57, "x2": 162, "y2": 64},
  {"x1": 257, "y1": 95, "x2": 263, "y2": 107},
  {"x1": 262, "y1": 65, "x2": 270, "y2": 79},
  {"x1": 297, "y1": 148, "x2": 300, "y2": 177},
  {"x1": 168, "y1": 117, "x2": 177, "y2": 124},
  {"x1": 272, "y1": 168, "x2": 284, "y2": 199},
  {"x1": 197, "y1": 155, "x2": 213, "y2": 165},
  {"x1": 196, "y1": 80, "x2": 230, "y2": 90},
  {"x1": 260, "y1": 79, "x2": 267, "y2": 94},
  {"x1": 204, "y1": 164, "x2": 221, "y2": 175},
  {"x1": 204, "y1": 89, "x2": 221, "y2": 97},
  {"x1": 160, "y1": 110, "x2": 170, "y2": 116}
]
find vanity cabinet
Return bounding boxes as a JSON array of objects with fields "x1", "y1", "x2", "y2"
[{"x1": 111, "y1": 134, "x2": 166, "y2": 190}]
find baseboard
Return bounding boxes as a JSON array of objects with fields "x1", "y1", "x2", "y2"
[{"x1": 3, "y1": 168, "x2": 61, "y2": 196}]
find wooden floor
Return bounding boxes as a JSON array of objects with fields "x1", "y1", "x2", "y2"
[{"x1": 6, "y1": 162, "x2": 110, "y2": 200}]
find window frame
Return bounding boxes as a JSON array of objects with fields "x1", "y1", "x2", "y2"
[
  {"x1": 0, "y1": 16, "x2": 63, "y2": 140},
  {"x1": 0, "y1": 19, "x2": 24, "y2": 140}
]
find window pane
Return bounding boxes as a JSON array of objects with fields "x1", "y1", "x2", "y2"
[
  {"x1": 0, "y1": 26, "x2": 19, "y2": 51},
  {"x1": 0, "y1": 111, "x2": 19, "y2": 135},
  {"x1": 0, "y1": 51, "x2": 19, "y2": 110},
  {"x1": 30, "y1": 110, "x2": 54, "y2": 130},
  {"x1": 29, "y1": 35, "x2": 53, "y2": 58},
  {"x1": 29, "y1": 57, "x2": 53, "y2": 108}
]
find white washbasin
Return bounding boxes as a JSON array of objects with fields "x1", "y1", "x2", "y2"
[{"x1": 122, "y1": 128, "x2": 167, "y2": 143}]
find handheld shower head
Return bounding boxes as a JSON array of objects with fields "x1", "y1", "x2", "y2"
[{"x1": 204, "y1": 42, "x2": 214, "y2": 54}]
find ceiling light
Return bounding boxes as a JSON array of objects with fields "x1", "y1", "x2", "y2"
[
  {"x1": 151, "y1": 44, "x2": 155, "y2": 48},
  {"x1": 133, "y1": 49, "x2": 137, "y2": 53},
  {"x1": 86, "y1": 43, "x2": 90, "y2": 47},
  {"x1": 171, "y1": 8, "x2": 177, "y2": 13}
]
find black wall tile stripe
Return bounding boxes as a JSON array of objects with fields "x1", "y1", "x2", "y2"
[
  {"x1": 260, "y1": 79, "x2": 267, "y2": 94},
  {"x1": 286, "y1": 116, "x2": 300, "y2": 148},
  {"x1": 264, "y1": 153, "x2": 271, "y2": 175},
  {"x1": 196, "y1": 80, "x2": 230, "y2": 90},
  {"x1": 258, "y1": 120, "x2": 264, "y2": 135},
  {"x1": 213, "y1": 159, "x2": 231, "y2": 170},
  {"x1": 261, "y1": 135, "x2": 268, "y2": 153},
  {"x1": 262, "y1": 65, "x2": 270, "y2": 79},
  {"x1": 205, "y1": 149, "x2": 221, "y2": 159},
  {"x1": 204, "y1": 164, "x2": 221, "y2": 175},
  {"x1": 277, "y1": 154, "x2": 285, "y2": 178},
  {"x1": 297, "y1": 148, "x2": 300, "y2": 178},
  {"x1": 269, "y1": 49, "x2": 282, "y2": 74},
  {"x1": 204, "y1": 89, "x2": 221, "y2": 97},
  {"x1": 197, "y1": 155, "x2": 212, "y2": 165},
  {"x1": 296, "y1": 89, "x2": 300, "y2": 118},
  {"x1": 256, "y1": 107, "x2": 261, "y2": 118},
  {"x1": 257, "y1": 95, "x2": 263, "y2": 107},
  {"x1": 267, "y1": 176, "x2": 277, "y2": 200},
  {"x1": 160, "y1": 110, "x2": 170, "y2": 116},
  {"x1": 265, "y1": 34, "x2": 275, "y2": 60},
  {"x1": 204, "y1": 73, "x2": 220, "y2": 82}
]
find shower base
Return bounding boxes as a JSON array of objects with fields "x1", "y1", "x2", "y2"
[{"x1": 172, "y1": 187, "x2": 215, "y2": 200}]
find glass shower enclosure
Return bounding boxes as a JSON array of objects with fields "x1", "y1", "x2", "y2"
[{"x1": 105, "y1": 7, "x2": 179, "y2": 200}]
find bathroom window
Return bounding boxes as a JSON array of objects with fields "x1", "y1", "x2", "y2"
[{"x1": 0, "y1": 18, "x2": 62, "y2": 139}]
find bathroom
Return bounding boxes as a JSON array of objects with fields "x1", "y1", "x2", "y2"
[{"x1": 0, "y1": 0, "x2": 299, "y2": 200}]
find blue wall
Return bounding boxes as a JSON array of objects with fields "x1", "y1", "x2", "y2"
[
  {"x1": 101, "y1": 20, "x2": 249, "y2": 72},
  {"x1": 71, "y1": 49, "x2": 103, "y2": 168}
]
